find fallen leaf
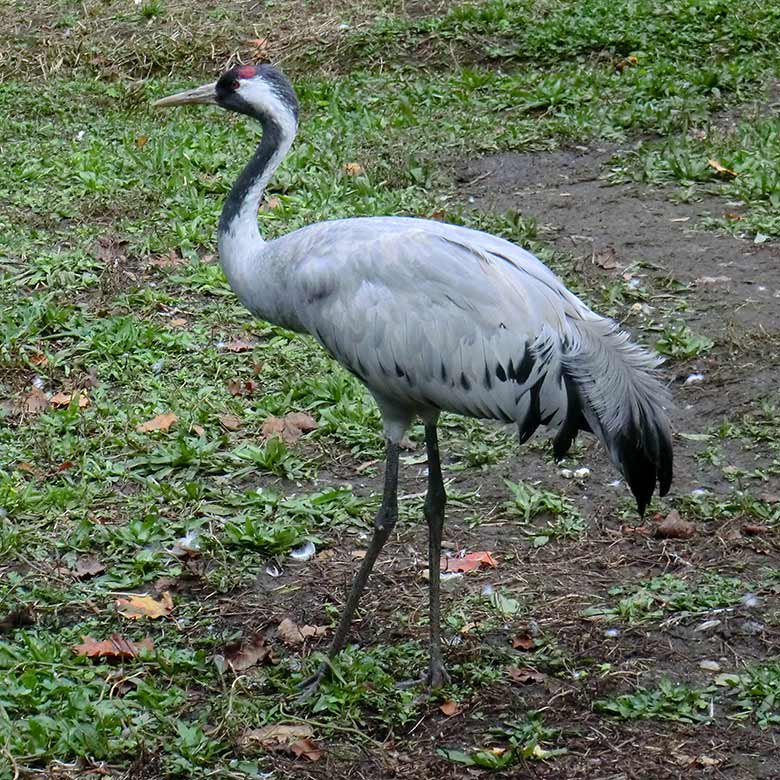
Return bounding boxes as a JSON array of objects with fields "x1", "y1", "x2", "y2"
[
  {"x1": 351, "y1": 550, "x2": 367, "y2": 559},
  {"x1": 94, "y1": 235, "x2": 128, "y2": 264},
  {"x1": 22, "y1": 387, "x2": 49, "y2": 414},
  {"x1": 116, "y1": 591, "x2": 173, "y2": 620},
  {"x1": 277, "y1": 617, "x2": 327, "y2": 645},
  {"x1": 246, "y1": 37, "x2": 269, "y2": 56},
  {"x1": 439, "y1": 700, "x2": 462, "y2": 716},
  {"x1": 224, "y1": 339, "x2": 255, "y2": 352},
  {"x1": 511, "y1": 633, "x2": 535, "y2": 651},
  {"x1": 135, "y1": 135, "x2": 149, "y2": 148},
  {"x1": 228, "y1": 379, "x2": 258, "y2": 397},
  {"x1": 261, "y1": 412, "x2": 318, "y2": 445},
  {"x1": 72, "y1": 556, "x2": 106, "y2": 579},
  {"x1": 593, "y1": 246, "x2": 619, "y2": 270},
  {"x1": 73, "y1": 633, "x2": 154, "y2": 659},
  {"x1": 759, "y1": 493, "x2": 780, "y2": 504},
  {"x1": 241, "y1": 724, "x2": 316, "y2": 754},
  {"x1": 342, "y1": 162, "x2": 364, "y2": 176},
  {"x1": 29, "y1": 352, "x2": 48, "y2": 366},
  {"x1": 654, "y1": 510, "x2": 695, "y2": 539},
  {"x1": 507, "y1": 666, "x2": 545, "y2": 684},
  {"x1": 136, "y1": 412, "x2": 177, "y2": 433},
  {"x1": 192, "y1": 424, "x2": 206, "y2": 436},
  {"x1": 440, "y1": 551, "x2": 497, "y2": 573},
  {"x1": 724, "y1": 212, "x2": 743, "y2": 221},
  {"x1": 148, "y1": 249, "x2": 185, "y2": 268},
  {"x1": 223, "y1": 635, "x2": 273, "y2": 671},
  {"x1": 16, "y1": 462, "x2": 42, "y2": 477},
  {"x1": 708, "y1": 158, "x2": 737, "y2": 178},
  {"x1": 696, "y1": 756, "x2": 721, "y2": 768},
  {"x1": 616, "y1": 54, "x2": 638, "y2": 71},
  {"x1": 290, "y1": 738, "x2": 322, "y2": 762},
  {"x1": 260, "y1": 195, "x2": 282, "y2": 211},
  {"x1": 169, "y1": 317, "x2": 188, "y2": 328},
  {"x1": 742, "y1": 523, "x2": 769, "y2": 536},
  {"x1": 50, "y1": 390, "x2": 89, "y2": 409},
  {"x1": 218, "y1": 414, "x2": 242, "y2": 431}
]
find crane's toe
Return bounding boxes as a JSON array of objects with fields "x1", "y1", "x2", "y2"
[
  {"x1": 396, "y1": 662, "x2": 451, "y2": 694},
  {"x1": 295, "y1": 662, "x2": 329, "y2": 703}
]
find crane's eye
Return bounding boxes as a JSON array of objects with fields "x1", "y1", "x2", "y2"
[{"x1": 230, "y1": 80, "x2": 241, "y2": 91}]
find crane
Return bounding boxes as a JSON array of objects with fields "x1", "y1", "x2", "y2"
[{"x1": 154, "y1": 64, "x2": 673, "y2": 698}]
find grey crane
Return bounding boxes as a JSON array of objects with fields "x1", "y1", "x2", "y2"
[{"x1": 155, "y1": 64, "x2": 673, "y2": 697}]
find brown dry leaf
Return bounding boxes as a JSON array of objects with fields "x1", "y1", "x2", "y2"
[
  {"x1": 136, "y1": 412, "x2": 177, "y2": 433},
  {"x1": 246, "y1": 37, "x2": 269, "y2": 57},
  {"x1": 224, "y1": 339, "x2": 255, "y2": 353},
  {"x1": 724, "y1": 212, "x2": 743, "y2": 221},
  {"x1": 224, "y1": 635, "x2": 273, "y2": 671},
  {"x1": 72, "y1": 556, "x2": 106, "y2": 580},
  {"x1": 169, "y1": 317, "x2": 188, "y2": 328},
  {"x1": 439, "y1": 700, "x2": 462, "y2": 716},
  {"x1": 29, "y1": 352, "x2": 48, "y2": 366},
  {"x1": 277, "y1": 617, "x2": 327, "y2": 645},
  {"x1": 217, "y1": 414, "x2": 242, "y2": 431},
  {"x1": 616, "y1": 54, "x2": 638, "y2": 71},
  {"x1": 261, "y1": 412, "x2": 318, "y2": 445},
  {"x1": 135, "y1": 136, "x2": 149, "y2": 148},
  {"x1": 116, "y1": 591, "x2": 173, "y2": 620},
  {"x1": 241, "y1": 724, "x2": 315, "y2": 752},
  {"x1": 759, "y1": 492, "x2": 780, "y2": 504},
  {"x1": 511, "y1": 633, "x2": 535, "y2": 651},
  {"x1": 593, "y1": 246, "x2": 619, "y2": 270},
  {"x1": 507, "y1": 666, "x2": 544, "y2": 684},
  {"x1": 707, "y1": 158, "x2": 737, "y2": 178},
  {"x1": 742, "y1": 523, "x2": 769, "y2": 536},
  {"x1": 342, "y1": 162, "x2": 364, "y2": 176},
  {"x1": 23, "y1": 387, "x2": 49, "y2": 414},
  {"x1": 148, "y1": 249, "x2": 185, "y2": 268},
  {"x1": 440, "y1": 550, "x2": 497, "y2": 573},
  {"x1": 73, "y1": 633, "x2": 154, "y2": 659},
  {"x1": 655, "y1": 510, "x2": 695, "y2": 540},
  {"x1": 192, "y1": 424, "x2": 205, "y2": 436},
  {"x1": 227, "y1": 379, "x2": 259, "y2": 397},
  {"x1": 351, "y1": 550, "x2": 367, "y2": 560},
  {"x1": 260, "y1": 195, "x2": 282, "y2": 211},
  {"x1": 50, "y1": 390, "x2": 89, "y2": 409},
  {"x1": 290, "y1": 738, "x2": 322, "y2": 762}
]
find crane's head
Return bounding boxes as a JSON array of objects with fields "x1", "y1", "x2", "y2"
[{"x1": 154, "y1": 64, "x2": 298, "y2": 128}]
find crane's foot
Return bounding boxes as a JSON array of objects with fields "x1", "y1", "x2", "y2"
[
  {"x1": 396, "y1": 661, "x2": 451, "y2": 696},
  {"x1": 295, "y1": 662, "x2": 329, "y2": 703}
]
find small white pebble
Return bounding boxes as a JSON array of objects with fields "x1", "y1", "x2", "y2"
[
  {"x1": 742, "y1": 593, "x2": 759, "y2": 608},
  {"x1": 290, "y1": 540, "x2": 316, "y2": 562},
  {"x1": 481, "y1": 583, "x2": 495, "y2": 597},
  {"x1": 151, "y1": 360, "x2": 165, "y2": 373},
  {"x1": 627, "y1": 277, "x2": 641, "y2": 289},
  {"x1": 573, "y1": 467, "x2": 591, "y2": 479},
  {"x1": 604, "y1": 627, "x2": 620, "y2": 638},
  {"x1": 75, "y1": 130, "x2": 86, "y2": 141},
  {"x1": 684, "y1": 373, "x2": 705, "y2": 385},
  {"x1": 32, "y1": 376, "x2": 45, "y2": 390},
  {"x1": 560, "y1": 468, "x2": 573, "y2": 479},
  {"x1": 691, "y1": 488, "x2": 709, "y2": 496}
]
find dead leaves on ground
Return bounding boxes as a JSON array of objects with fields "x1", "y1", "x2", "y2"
[
  {"x1": 221, "y1": 635, "x2": 273, "y2": 671},
  {"x1": 439, "y1": 700, "x2": 462, "y2": 716},
  {"x1": 217, "y1": 414, "x2": 242, "y2": 431},
  {"x1": 50, "y1": 390, "x2": 90, "y2": 409},
  {"x1": 654, "y1": 510, "x2": 696, "y2": 539},
  {"x1": 277, "y1": 617, "x2": 327, "y2": 645},
  {"x1": 707, "y1": 158, "x2": 738, "y2": 178},
  {"x1": 116, "y1": 592, "x2": 173, "y2": 620},
  {"x1": 73, "y1": 633, "x2": 154, "y2": 660},
  {"x1": 440, "y1": 550, "x2": 497, "y2": 573},
  {"x1": 71, "y1": 556, "x2": 106, "y2": 580},
  {"x1": 261, "y1": 412, "x2": 318, "y2": 445},
  {"x1": 136, "y1": 412, "x2": 177, "y2": 433},
  {"x1": 507, "y1": 666, "x2": 545, "y2": 684},
  {"x1": 241, "y1": 724, "x2": 322, "y2": 762}
]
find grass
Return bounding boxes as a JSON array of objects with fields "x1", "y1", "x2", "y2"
[{"x1": 2, "y1": 0, "x2": 780, "y2": 777}]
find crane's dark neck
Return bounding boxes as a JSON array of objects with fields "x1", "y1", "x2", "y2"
[
  {"x1": 216, "y1": 110, "x2": 296, "y2": 315},
  {"x1": 218, "y1": 113, "x2": 293, "y2": 239}
]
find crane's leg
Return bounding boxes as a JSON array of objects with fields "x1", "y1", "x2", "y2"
[
  {"x1": 423, "y1": 422, "x2": 450, "y2": 689},
  {"x1": 297, "y1": 440, "x2": 400, "y2": 700}
]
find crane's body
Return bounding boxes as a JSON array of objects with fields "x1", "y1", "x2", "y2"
[{"x1": 155, "y1": 64, "x2": 673, "y2": 698}]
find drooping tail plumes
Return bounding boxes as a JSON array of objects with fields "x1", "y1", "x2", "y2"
[{"x1": 559, "y1": 318, "x2": 673, "y2": 515}]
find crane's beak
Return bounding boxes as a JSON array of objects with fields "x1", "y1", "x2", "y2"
[{"x1": 153, "y1": 82, "x2": 217, "y2": 108}]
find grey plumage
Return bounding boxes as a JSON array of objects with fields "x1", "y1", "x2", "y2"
[{"x1": 154, "y1": 64, "x2": 673, "y2": 696}]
